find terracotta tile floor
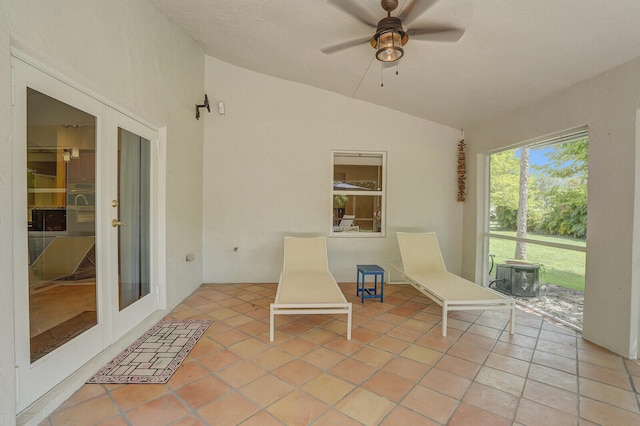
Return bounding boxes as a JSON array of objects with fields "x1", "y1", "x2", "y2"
[{"x1": 40, "y1": 283, "x2": 640, "y2": 425}]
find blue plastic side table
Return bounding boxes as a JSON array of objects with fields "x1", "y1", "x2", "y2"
[{"x1": 356, "y1": 264, "x2": 384, "y2": 303}]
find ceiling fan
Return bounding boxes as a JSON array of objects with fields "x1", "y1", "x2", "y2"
[{"x1": 322, "y1": 0, "x2": 465, "y2": 63}]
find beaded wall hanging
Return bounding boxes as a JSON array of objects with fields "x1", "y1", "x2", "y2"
[{"x1": 457, "y1": 139, "x2": 466, "y2": 202}]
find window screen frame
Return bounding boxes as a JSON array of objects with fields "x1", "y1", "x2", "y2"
[{"x1": 330, "y1": 150, "x2": 386, "y2": 238}]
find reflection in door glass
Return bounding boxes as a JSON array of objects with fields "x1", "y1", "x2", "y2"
[
  {"x1": 26, "y1": 88, "x2": 97, "y2": 362},
  {"x1": 118, "y1": 128, "x2": 151, "y2": 310}
]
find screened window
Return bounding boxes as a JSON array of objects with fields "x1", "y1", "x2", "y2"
[
  {"x1": 485, "y1": 129, "x2": 588, "y2": 328},
  {"x1": 332, "y1": 151, "x2": 385, "y2": 236}
]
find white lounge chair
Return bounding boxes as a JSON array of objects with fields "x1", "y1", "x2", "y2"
[
  {"x1": 333, "y1": 214, "x2": 359, "y2": 232},
  {"x1": 270, "y1": 236, "x2": 352, "y2": 341},
  {"x1": 29, "y1": 236, "x2": 95, "y2": 292},
  {"x1": 394, "y1": 232, "x2": 515, "y2": 336}
]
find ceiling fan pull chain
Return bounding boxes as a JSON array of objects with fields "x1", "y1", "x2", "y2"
[{"x1": 381, "y1": 62, "x2": 384, "y2": 87}]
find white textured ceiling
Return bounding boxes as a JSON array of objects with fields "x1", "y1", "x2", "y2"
[{"x1": 147, "y1": 0, "x2": 640, "y2": 129}]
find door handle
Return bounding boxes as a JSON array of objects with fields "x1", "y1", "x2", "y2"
[{"x1": 112, "y1": 219, "x2": 128, "y2": 228}]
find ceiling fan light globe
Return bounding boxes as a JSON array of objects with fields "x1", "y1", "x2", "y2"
[{"x1": 376, "y1": 47, "x2": 403, "y2": 62}]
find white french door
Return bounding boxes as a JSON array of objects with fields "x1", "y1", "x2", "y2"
[
  {"x1": 108, "y1": 110, "x2": 159, "y2": 342},
  {"x1": 12, "y1": 57, "x2": 162, "y2": 412}
]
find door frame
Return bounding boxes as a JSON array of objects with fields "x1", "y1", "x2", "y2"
[{"x1": 12, "y1": 52, "x2": 166, "y2": 413}]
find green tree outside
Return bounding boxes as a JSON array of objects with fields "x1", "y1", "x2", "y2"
[{"x1": 490, "y1": 137, "x2": 587, "y2": 240}]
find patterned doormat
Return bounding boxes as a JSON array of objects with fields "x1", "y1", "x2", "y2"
[
  {"x1": 31, "y1": 311, "x2": 97, "y2": 363},
  {"x1": 86, "y1": 319, "x2": 212, "y2": 384}
]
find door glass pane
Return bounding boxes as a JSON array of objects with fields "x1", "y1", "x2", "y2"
[
  {"x1": 27, "y1": 88, "x2": 97, "y2": 363},
  {"x1": 118, "y1": 128, "x2": 151, "y2": 310}
]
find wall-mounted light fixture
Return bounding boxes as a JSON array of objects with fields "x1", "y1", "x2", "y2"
[{"x1": 195, "y1": 94, "x2": 211, "y2": 120}]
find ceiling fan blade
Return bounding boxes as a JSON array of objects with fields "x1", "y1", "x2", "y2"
[
  {"x1": 406, "y1": 27, "x2": 465, "y2": 42},
  {"x1": 397, "y1": 0, "x2": 441, "y2": 25},
  {"x1": 321, "y1": 36, "x2": 372, "y2": 54},
  {"x1": 327, "y1": 0, "x2": 378, "y2": 28}
]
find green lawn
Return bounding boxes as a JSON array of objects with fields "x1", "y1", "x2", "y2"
[{"x1": 489, "y1": 231, "x2": 586, "y2": 291}]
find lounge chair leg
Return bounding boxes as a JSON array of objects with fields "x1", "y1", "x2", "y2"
[
  {"x1": 347, "y1": 304, "x2": 352, "y2": 340},
  {"x1": 269, "y1": 304, "x2": 274, "y2": 342},
  {"x1": 442, "y1": 304, "x2": 448, "y2": 337},
  {"x1": 510, "y1": 304, "x2": 516, "y2": 335}
]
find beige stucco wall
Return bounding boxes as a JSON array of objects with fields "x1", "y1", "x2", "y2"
[
  {"x1": 1, "y1": 0, "x2": 204, "y2": 421},
  {"x1": 202, "y1": 56, "x2": 464, "y2": 284},
  {"x1": 463, "y1": 57, "x2": 640, "y2": 359}
]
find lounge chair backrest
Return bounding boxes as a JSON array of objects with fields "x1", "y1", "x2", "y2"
[
  {"x1": 283, "y1": 236, "x2": 329, "y2": 274},
  {"x1": 397, "y1": 232, "x2": 447, "y2": 274},
  {"x1": 337, "y1": 215, "x2": 355, "y2": 228}
]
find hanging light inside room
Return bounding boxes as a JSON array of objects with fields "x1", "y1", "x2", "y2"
[
  {"x1": 371, "y1": 16, "x2": 407, "y2": 62},
  {"x1": 370, "y1": 0, "x2": 408, "y2": 64}
]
